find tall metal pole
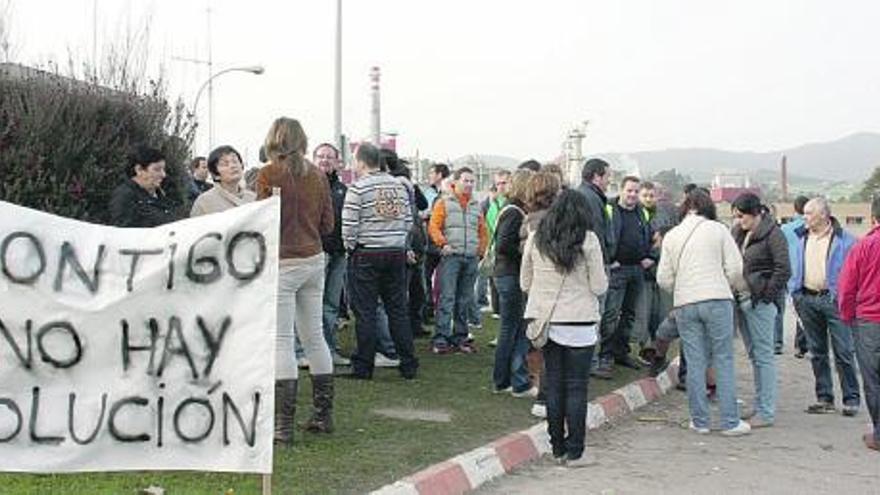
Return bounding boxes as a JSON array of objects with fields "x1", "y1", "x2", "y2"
[
  {"x1": 334, "y1": 0, "x2": 343, "y2": 152},
  {"x1": 207, "y1": 3, "x2": 215, "y2": 150},
  {"x1": 369, "y1": 66, "x2": 381, "y2": 145}
]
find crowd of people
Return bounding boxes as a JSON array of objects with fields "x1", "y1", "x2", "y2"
[{"x1": 107, "y1": 117, "x2": 880, "y2": 466}]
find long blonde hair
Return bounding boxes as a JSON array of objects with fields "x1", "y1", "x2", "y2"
[{"x1": 264, "y1": 117, "x2": 308, "y2": 176}]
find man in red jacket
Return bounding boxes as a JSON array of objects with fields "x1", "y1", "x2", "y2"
[{"x1": 838, "y1": 196, "x2": 880, "y2": 452}]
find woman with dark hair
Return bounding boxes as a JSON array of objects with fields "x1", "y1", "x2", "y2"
[
  {"x1": 657, "y1": 190, "x2": 751, "y2": 436},
  {"x1": 730, "y1": 193, "x2": 790, "y2": 428},
  {"x1": 521, "y1": 189, "x2": 607, "y2": 467},
  {"x1": 109, "y1": 145, "x2": 179, "y2": 227},
  {"x1": 190, "y1": 145, "x2": 255, "y2": 216}
]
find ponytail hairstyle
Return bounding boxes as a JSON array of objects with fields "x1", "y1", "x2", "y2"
[{"x1": 264, "y1": 117, "x2": 308, "y2": 176}]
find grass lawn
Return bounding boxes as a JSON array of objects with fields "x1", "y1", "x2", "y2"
[{"x1": 0, "y1": 314, "x2": 645, "y2": 494}]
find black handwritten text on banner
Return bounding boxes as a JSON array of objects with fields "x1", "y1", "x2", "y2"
[{"x1": 0, "y1": 198, "x2": 279, "y2": 473}]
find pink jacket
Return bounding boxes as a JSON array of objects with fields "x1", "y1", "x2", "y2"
[{"x1": 838, "y1": 225, "x2": 880, "y2": 325}]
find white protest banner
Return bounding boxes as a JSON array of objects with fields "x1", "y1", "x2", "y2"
[{"x1": 0, "y1": 197, "x2": 279, "y2": 473}]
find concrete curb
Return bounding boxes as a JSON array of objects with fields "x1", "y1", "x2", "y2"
[{"x1": 371, "y1": 359, "x2": 681, "y2": 495}]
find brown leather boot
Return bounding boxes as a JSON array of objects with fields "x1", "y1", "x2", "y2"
[
  {"x1": 304, "y1": 374, "x2": 334, "y2": 433},
  {"x1": 274, "y1": 379, "x2": 298, "y2": 446}
]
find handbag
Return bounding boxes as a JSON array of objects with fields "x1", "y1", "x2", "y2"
[
  {"x1": 526, "y1": 272, "x2": 567, "y2": 348},
  {"x1": 479, "y1": 204, "x2": 525, "y2": 277}
]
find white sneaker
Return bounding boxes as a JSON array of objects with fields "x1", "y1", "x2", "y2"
[
  {"x1": 511, "y1": 387, "x2": 539, "y2": 399},
  {"x1": 297, "y1": 357, "x2": 310, "y2": 369},
  {"x1": 491, "y1": 313, "x2": 501, "y2": 320},
  {"x1": 531, "y1": 403, "x2": 547, "y2": 418},
  {"x1": 331, "y1": 353, "x2": 351, "y2": 366},
  {"x1": 374, "y1": 354, "x2": 400, "y2": 368},
  {"x1": 688, "y1": 421, "x2": 709, "y2": 434},
  {"x1": 488, "y1": 338, "x2": 498, "y2": 347},
  {"x1": 721, "y1": 420, "x2": 752, "y2": 437}
]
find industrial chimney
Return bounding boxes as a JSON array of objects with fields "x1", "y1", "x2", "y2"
[
  {"x1": 780, "y1": 154, "x2": 789, "y2": 202},
  {"x1": 369, "y1": 66, "x2": 381, "y2": 146}
]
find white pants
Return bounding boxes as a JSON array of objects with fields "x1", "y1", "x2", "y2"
[{"x1": 276, "y1": 253, "x2": 332, "y2": 380}]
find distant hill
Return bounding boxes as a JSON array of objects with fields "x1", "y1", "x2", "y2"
[{"x1": 598, "y1": 132, "x2": 880, "y2": 183}]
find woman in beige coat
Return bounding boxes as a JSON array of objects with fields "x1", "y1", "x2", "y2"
[
  {"x1": 190, "y1": 145, "x2": 256, "y2": 217},
  {"x1": 521, "y1": 189, "x2": 608, "y2": 467}
]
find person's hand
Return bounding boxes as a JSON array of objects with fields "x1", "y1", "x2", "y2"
[
  {"x1": 641, "y1": 258, "x2": 655, "y2": 270},
  {"x1": 609, "y1": 261, "x2": 621, "y2": 270},
  {"x1": 441, "y1": 244, "x2": 453, "y2": 256},
  {"x1": 406, "y1": 250, "x2": 417, "y2": 265}
]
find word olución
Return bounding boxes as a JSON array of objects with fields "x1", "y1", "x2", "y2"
[
  {"x1": 0, "y1": 230, "x2": 267, "y2": 294},
  {"x1": 0, "y1": 386, "x2": 262, "y2": 447}
]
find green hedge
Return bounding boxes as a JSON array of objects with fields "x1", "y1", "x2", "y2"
[{"x1": 0, "y1": 66, "x2": 194, "y2": 223}]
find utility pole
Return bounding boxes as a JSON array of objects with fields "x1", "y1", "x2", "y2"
[
  {"x1": 206, "y1": 3, "x2": 214, "y2": 148},
  {"x1": 334, "y1": 0, "x2": 343, "y2": 152},
  {"x1": 369, "y1": 66, "x2": 381, "y2": 145}
]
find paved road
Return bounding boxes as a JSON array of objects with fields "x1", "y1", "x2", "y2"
[{"x1": 479, "y1": 314, "x2": 879, "y2": 495}]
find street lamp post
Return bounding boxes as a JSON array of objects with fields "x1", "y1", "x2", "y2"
[{"x1": 192, "y1": 65, "x2": 265, "y2": 150}]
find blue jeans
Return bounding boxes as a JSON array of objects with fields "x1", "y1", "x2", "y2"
[
  {"x1": 792, "y1": 293, "x2": 860, "y2": 406},
  {"x1": 544, "y1": 340, "x2": 594, "y2": 459},
  {"x1": 774, "y1": 292, "x2": 785, "y2": 353},
  {"x1": 322, "y1": 252, "x2": 347, "y2": 353},
  {"x1": 492, "y1": 275, "x2": 530, "y2": 393},
  {"x1": 854, "y1": 321, "x2": 880, "y2": 442},
  {"x1": 599, "y1": 265, "x2": 646, "y2": 361},
  {"x1": 738, "y1": 300, "x2": 778, "y2": 422},
  {"x1": 375, "y1": 304, "x2": 398, "y2": 358},
  {"x1": 677, "y1": 299, "x2": 740, "y2": 430},
  {"x1": 433, "y1": 255, "x2": 478, "y2": 346}
]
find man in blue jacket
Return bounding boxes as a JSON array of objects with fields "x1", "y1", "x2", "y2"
[{"x1": 789, "y1": 197, "x2": 861, "y2": 416}]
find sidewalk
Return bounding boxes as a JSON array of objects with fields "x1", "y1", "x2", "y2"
[{"x1": 479, "y1": 318, "x2": 878, "y2": 494}]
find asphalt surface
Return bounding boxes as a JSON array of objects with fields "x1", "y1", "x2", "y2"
[{"x1": 479, "y1": 311, "x2": 879, "y2": 495}]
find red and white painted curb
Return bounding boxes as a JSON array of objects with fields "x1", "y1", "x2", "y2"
[{"x1": 371, "y1": 359, "x2": 681, "y2": 495}]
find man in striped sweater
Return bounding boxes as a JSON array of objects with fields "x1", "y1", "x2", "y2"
[{"x1": 341, "y1": 143, "x2": 418, "y2": 380}]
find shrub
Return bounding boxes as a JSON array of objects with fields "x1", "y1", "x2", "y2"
[{"x1": 0, "y1": 63, "x2": 195, "y2": 223}]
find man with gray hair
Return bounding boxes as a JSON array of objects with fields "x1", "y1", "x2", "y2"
[{"x1": 788, "y1": 197, "x2": 861, "y2": 416}]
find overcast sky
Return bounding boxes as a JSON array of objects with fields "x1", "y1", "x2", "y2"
[{"x1": 5, "y1": 0, "x2": 880, "y2": 164}]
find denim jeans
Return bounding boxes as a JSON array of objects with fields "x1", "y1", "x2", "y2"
[
  {"x1": 347, "y1": 250, "x2": 418, "y2": 378},
  {"x1": 408, "y1": 260, "x2": 426, "y2": 335},
  {"x1": 599, "y1": 265, "x2": 646, "y2": 361},
  {"x1": 792, "y1": 293, "x2": 860, "y2": 406},
  {"x1": 493, "y1": 275, "x2": 530, "y2": 393},
  {"x1": 738, "y1": 300, "x2": 778, "y2": 422},
  {"x1": 637, "y1": 277, "x2": 666, "y2": 344},
  {"x1": 544, "y1": 340, "x2": 594, "y2": 459},
  {"x1": 276, "y1": 254, "x2": 333, "y2": 380},
  {"x1": 677, "y1": 299, "x2": 740, "y2": 430},
  {"x1": 433, "y1": 255, "x2": 479, "y2": 346},
  {"x1": 375, "y1": 304, "x2": 399, "y2": 358},
  {"x1": 854, "y1": 321, "x2": 880, "y2": 442},
  {"x1": 322, "y1": 252, "x2": 347, "y2": 353},
  {"x1": 774, "y1": 292, "x2": 786, "y2": 353}
]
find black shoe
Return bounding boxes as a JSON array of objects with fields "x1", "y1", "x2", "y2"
[
  {"x1": 615, "y1": 355, "x2": 642, "y2": 370},
  {"x1": 591, "y1": 362, "x2": 613, "y2": 380},
  {"x1": 794, "y1": 349, "x2": 806, "y2": 359},
  {"x1": 338, "y1": 370, "x2": 372, "y2": 381},
  {"x1": 675, "y1": 382, "x2": 687, "y2": 391},
  {"x1": 648, "y1": 357, "x2": 669, "y2": 377}
]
